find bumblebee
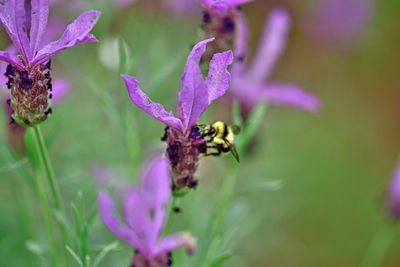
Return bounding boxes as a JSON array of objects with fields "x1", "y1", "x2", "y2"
[{"x1": 199, "y1": 121, "x2": 241, "y2": 162}]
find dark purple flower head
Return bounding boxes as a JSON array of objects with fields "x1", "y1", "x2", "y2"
[
  {"x1": 1, "y1": 45, "x2": 69, "y2": 154},
  {"x1": 0, "y1": 0, "x2": 100, "y2": 126},
  {"x1": 230, "y1": 8, "x2": 321, "y2": 115},
  {"x1": 387, "y1": 157, "x2": 400, "y2": 220},
  {"x1": 199, "y1": 0, "x2": 252, "y2": 62},
  {"x1": 97, "y1": 158, "x2": 196, "y2": 265},
  {"x1": 122, "y1": 38, "x2": 233, "y2": 191}
]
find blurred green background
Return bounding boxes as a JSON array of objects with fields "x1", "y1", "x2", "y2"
[{"x1": 1, "y1": 0, "x2": 400, "y2": 266}]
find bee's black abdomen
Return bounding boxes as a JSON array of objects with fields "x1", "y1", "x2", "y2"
[
  {"x1": 222, "y1": 123, "x2": 228, "y2": 139},
  {"x1": 219, "y1": 144, "x2": 231, "y2": 153}
]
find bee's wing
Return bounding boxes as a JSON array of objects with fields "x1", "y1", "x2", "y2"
[
  {"x1": 230, "y1": 125, "x2": 241, "y2": 135},
  {"x1": 224, "y1": 140, "x2": 240, "y2": 163}
]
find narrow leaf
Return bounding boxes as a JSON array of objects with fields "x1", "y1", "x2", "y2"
[
  {"x1": 93, "y1": 241, "x2": 120, "y2": 267},
  {"x1": 66, "y1": 245, "x2": 83, "y2": 267}
]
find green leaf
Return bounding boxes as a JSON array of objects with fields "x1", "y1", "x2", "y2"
[
  {"x1": 119, "y1": 37, "x2": 133, "y2": 75},
  {"x1": 232, "y1": 99, "x2": 243, "y2": 128},
  {"x1": 81, "y1": 222, "x2": 89, "y2": 266},
  {"x1": 66, "y1": 245, "x2": 83, "y2": 267},
  {"x1": 237, "y1": 101, "x2": 267, "y2": 155},
  {"x1": 93, "y1": 241, "x2": 120, "y2": 267},
  {"x1": 242, "y1": 179, "x2": 284, "y2": 193},
  {"x1": 26, "y1": 240, "x2": 45, "y2": 256},
  {"x1": 210, "y1": 252, "x2": 232, "y2": 267}
]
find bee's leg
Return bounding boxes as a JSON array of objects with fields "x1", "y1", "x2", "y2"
[
  {"x1": 203, "y1": 145, "x2": 222, "y2": 157},
  {"x1": 204, "y1": 151, "x2": 222, "y2": 157}
]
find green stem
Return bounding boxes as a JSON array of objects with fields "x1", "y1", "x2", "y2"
[
  {"x1": 30, "y1": 126, "x2": 70, "y2": 265},
  {"x1": 360, "y1": 220, "x2": 396, "y2": 267},
  {"x1": 32, "y1": 125, "x2": 63, "y2": 211},
  {"x1": 164, "y1": 196, "x2": 179, "y2": 235},
  {"x1": 199, "y1": 161, "x2": 238, "y2": 266},
  {"x1": 26, "y1": 127, "x2": 62, "y2": 267}
]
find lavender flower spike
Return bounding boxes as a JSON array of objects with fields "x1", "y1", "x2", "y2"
[
  {"x1": 200, "y1": 0, "x2": 252, "y2": 62},
  {"x1": 388, "y1": 156, "x2": 400, "y2": 220},
  {"x1": 0, "y1": 0, "x2": 100, "y2": 126},
  {"x1": 122, "y1": 38, "x2": 233, "y2": 191},
  {"x1": 231, "y1": 8, "x2": 321, "y2": 114},
  {"x1": 97, "y1": 158, "x2": 196, "y2": 266},
  {"x1": 1, "y1": 46, "x2": 70, "y2": 154}
]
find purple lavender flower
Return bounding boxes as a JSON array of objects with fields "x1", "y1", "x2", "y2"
[
  {"x1": 97, "y1": 158, "x2": 196, "y2": 266},
  {"x1": 200, "y1": 0, "x2": 252, "y2": 61},
  {"x1": 230, "y1": 8, "x2": 321, "y2": 114},
  {"x1": 1, "y1": 45, "x2": 69, "y2": 154},
  {"x1": 388, "y1": 157, "x2": 400, "y2": 220},
  {"x1": 0, "y1": 0, "x2": 100, "y2": 126},
  {"x1": 301, "y1": 0, "x2": 374, "y2": 46},
  {"x1": 122, "y1": 38, "x2": 233, "y2": 191}
]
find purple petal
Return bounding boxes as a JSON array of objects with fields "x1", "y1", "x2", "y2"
[
  {"x1": 122, "y1": 158, "x2": 172, "y2": 257},
  {"x1": 226, "y1": 0, "x2": 253, "y2": 8},
  {"x1": 154, "y1": 232, "x2": 196, "y2": 256},
  {"x1": 0, "y1": 50, "x2": 23, "y2": 69},
  {"x1": 122, "y1": 74, "x2": 183, "y2": 131},
  {"x1": 123, "y1": 188, "x2": 153, "y2": 255},
  {"x1": 97, "y1": 191, "x2": 141, "y2": 249},
  {"x1": 140, "y1": 158, "x2": 170, "y2": 248},
  {"x1": 261, "y1": 83, "x2": 321, "y2": 113},
  {"x1": 205, "y1": 51, "x2": 233, "y2": 104},
  {"x1": 389, "y1": 157, "x2": 400, "y2": 219},
  {"x1": 29, "y1": 0, "x2": 49, "y2": 56},
  {"x1": 201, "y1": 0, "x2": 252, "y2": 13},
  {"x1": 178, "y1": 38, "x2": 213, "y2": 131},
  {"x1": 0, "y1": 0, "x2": 32, "y2": 61},
  {"x1": 178, "y1": 39, "x2": 232, "y2": 131},
  {"x1": 247, "y1": 8, "x2": 290, "y2": 82},
  {"x1": 234, "y1": 13, "x2": 248, "y2": 62},
  {"x1": 51, "y1": 78, "x2": 70, "y2": 105},
  {"x1": 0, "y1": 45, "x2": 20, "y2": 88},
  {"x1": 32, "y1": 10, "x2": 100, "y2": 66}
]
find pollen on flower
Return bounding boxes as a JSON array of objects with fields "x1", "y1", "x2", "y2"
[
  {"x1": 7, "y1": 60, "x2": 54, "y2": 126},
  {"x1": 162, "y1": 126, "x2": 207, "y2": 191}
]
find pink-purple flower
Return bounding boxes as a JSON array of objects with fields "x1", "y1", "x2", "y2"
[
  {"x1": 387, "y1": 156, "x2": 400, "y2": 220},
  {"x1": 122, "y1": 38, "x2": 233, "y2": 191},
  {"x1": 231, "y1": 8, "x2": 321, "y2": 114},
  {"x1": 0, "y1": 45, "x2": 69, "y2": 154},
  {"x1": 0, "y1": 0, "x2": 100, "y2": 126},
  {"x1": 200, "y1": 0, "x2": 252, "y2": 61},
  {"x1": 97, "y1": 158, "x2": 196, "y2": 266}
]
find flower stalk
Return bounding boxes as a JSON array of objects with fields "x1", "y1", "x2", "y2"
[
  {"x1": 26, "y1": 125, "x2": 70, "y2": 266},
  {"x1": 32, "y1": 125, "x2": 63, "y2": 211},
  {"x1": 25, "y1": 126, "x2": 63, "y2": 267}
]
